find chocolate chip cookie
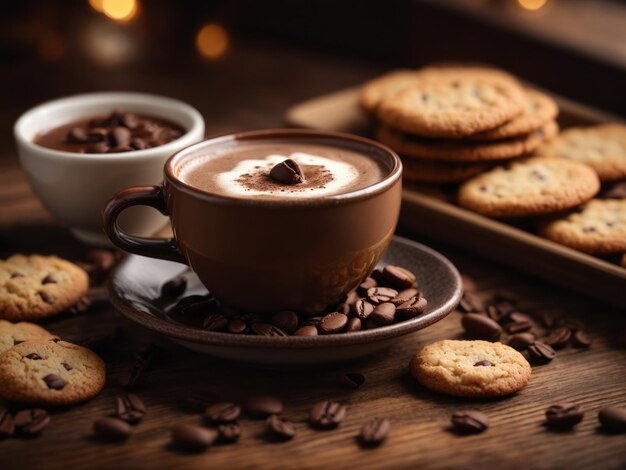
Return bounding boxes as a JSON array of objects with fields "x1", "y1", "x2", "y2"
[
  {"x1": 377, "y1": 121, "x2": 557, "y2": 161},
  {"x1": 0, "y1": 320, "x2": 56, "y2": 354},
  {"x1": 377, "y1": 74, "x2": 525, "y2": 138},
  {"x1": 458, "y1": 157, "x2": 600, "y2": 217},
  {"x1": 539, "y1": 199, "x2": 626, "y2": 255},
  {"x1": 402, "y1": 158, "x2": 489, "y2": 183},
  {"x1": 359, "y1": 69, "x2": 422, "y2": 114},
  {"x1": 0, "y1": 339, "x2": 105, "y2": 405},
  {"x1": 409, "y1": 339, "x2": 532, "y2": 398},
  {"x1": 539, "y1": 124, "x2": 626, "y2": 182},
  {"x1": 0, "y1": 254, "x2": 89, "y2": 321}
]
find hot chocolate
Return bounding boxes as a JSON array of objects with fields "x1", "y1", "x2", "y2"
[{"x1": 178, "y1": 141, "x2": 387, "y2": 200}]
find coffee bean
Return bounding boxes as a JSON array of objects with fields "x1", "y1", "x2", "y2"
[
  {"x1": 270, "y1": 311, "x2": 299, "y2": 334},
  {"x1": 345, "y1": 290, "x2": 359, "y2": 305},
  {"x1": 310, "y1": 401, "x2": 346, "y2": 429},
  {"x1": 341, "y1": 372, "x2": 365, "y2": 389},
  {"x1": 366, "y1": 287, "x2": 398, "y2": 304},
  {"x1": 251, "y1": 322, "x2": 288, "y2": 337},
  {"x1": 381, "y1": 265, "x2": 416, "y2": 289},
  {"x1": 227, "y1": 319, "x2": 248, "y2": 334},
  {"x1": 461, "y1": 313, "x2": 502, "y2": 341},
  {"x1": 185, "y1": 389, "x2": 219, "y2": 411},
  {"x1": 301, "y1": 315, "x2": 322, "y2": 327},
  {"x1": 539, "y1": 310, "x2": 561, "y2": 328},
  {"x1": 86, "y1": 141, "x2": 110, "y2": 153},
  {"x1": 473, "y1": 360, "x2": 493, "y2": 367},
  {"x1": 87, "y1": 127, "x2": 109, "y2": 141},
  {"x1": 120, "y1": 112, "x2": 140, "y2": 129},
  {"x1": 393, "y1": 287, "x2": 421, "y2": 305},
  {"x1": 359, "y1": 417, "x2": 390, "y2": 447},
  {"x1": 93, "y1": 417, "x2": 132, "y2": 441},
  {"x1": 320, "y1": 312, "x2": 348, "y2": 334},
  {"x1": 160, "y1": 276, "x2": 187, "y2": 298},
  {"x1": 507, "y1": 332, "x2": 536, "y2": 350},
  {"x1": 493, "y1": 300, "x2": 516, "y2": 317},
  {"x1": 450, "y1": 410, "x2": 489, "y2": 434},
  {"x1": 545, "y1": 403, "x2": 584, "y2": 429},
  {"x1": 171, "y1": 424, "x2": 217, "y2": 452},
  {"x1": 351, "y1": 298, "x2": 374, "y2": 319},
  {"x1": 66, "y1": 127, "x2": 89, "y2": 143},
  {"x1": 43, "y1": 373, "x2": 65, "y2": 390},
  {"x1": 528, "y1": 341, "x2": 556, "y2": 364},
  {"x1": 504, "y1": 321, "x2": 533, "y2": 334},
  {"x1": 559, "y1": 318, "x2": 585, "y2": 332},
  {"x1": 358, "y1": 277, "x2": 378, "y2": 294},
  {"x1": 267, "y1": 415, "x2": 297, "y2": 440},
  {"x1": 203, "y1": 313, "x2": 228, "y2": 331},
  {"x1": 396, "y1": 296, "x2": 427, "y2": 320},
  {"x1": 130, "y1": 137, "x2": 147, "y2": 150},
  {"x1": 14, "y1": 409, "x2": 50, "y2": 436},
  {"x1": 371, "y1": 302, "x2": 396, "y2": 325},
  {"x1": 346, "y1": 317, "x2": 362, "y2": 332},
  {"x1": 217, "y1": 422, "x2": 241, "y2": 443},
  {"x1": 269, "y1": 159, "x2": 305, "y2": 184},
  {"x1": 115, "y1": 394, "x2": 146, "y2": 424},
  {"x1": 0, "y1": 406, "x2": 15, "y2": 438},
  {"x1": 293, "y1": 325, "x2": 318, "y2": 336},
  {"x1": 245, "y1": 396, "x2": 284, "y2": 418},
  {"x1": 505, "y1": 311, "x2": 533, "y2": 324},
  {"x1": 109, "y1": 126, "x2": 131, "y2": 147},
  {"x1": 486, "y1": 305, "x2": 501, "y2": 321},
  {"x1": 572, "y1": 330, "x2": 592, "y2": 348},
  {"x1": 457, "y1": 291, "x2": 484, "y2": 313},
  {"x1": 544, "y1": 327, "x2": 572, "y2": 349},
  {"x1": 205, "y1": 402, "x2": 241, "y2": 423},
  {"x1": 598, "y1": 406, "x2": 626, "y2": 433}
]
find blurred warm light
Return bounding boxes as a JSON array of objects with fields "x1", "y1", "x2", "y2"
[
  {"x1": 101, "y1": 0, "x2": 138, "y2": 22},
  {"x1": 89, "y1": 0, "x2": 105, "y2": 13},
  {"x1": 517, "y1": 0, "x2": 548, "y2": 11},
  {"x1": 196, "y1": 24, "x2": 229, "y2": 60},
  {"x1": 83, "y1": 21, "x2": 136, "y2": 66},
  {"x1": 37, "y1": 32, "x2": 66, "y2": 61}
]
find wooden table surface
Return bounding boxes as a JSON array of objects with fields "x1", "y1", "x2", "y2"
[{"x1": 1, "y1": 40, "x2": 625, "y2": 470}]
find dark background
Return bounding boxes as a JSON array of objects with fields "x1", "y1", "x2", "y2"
[{"x1": 1, "y1": 0, "x2": 625, "y2": 155}]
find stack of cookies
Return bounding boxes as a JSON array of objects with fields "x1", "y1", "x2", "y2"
[{"x1": 360, "y1": 65, "x2": 560, "y2": 184}]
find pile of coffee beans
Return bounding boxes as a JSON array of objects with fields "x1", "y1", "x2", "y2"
[
  {"x1": 92, "y1": 393, "x2": 146, "y2": 442},
  {"x1": 457, "y1": 280, "x2": 593, "y2": 365},
  {"x1": 162, "y1": 265, "x2": 428, "y2": 336},
  {"x1": 65, "y1": 111, "x2": 183, "y2": 154}
]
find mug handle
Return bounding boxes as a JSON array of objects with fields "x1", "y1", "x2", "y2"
[{"x1": 103, "y1": 185, "x2": 187, "y2": 264}]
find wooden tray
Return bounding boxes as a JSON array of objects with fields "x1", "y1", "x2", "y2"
[{"x1": 286, "y1": 86, "x2": 626, "y2": 308}]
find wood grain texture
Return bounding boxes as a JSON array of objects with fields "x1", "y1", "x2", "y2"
[{"x1": 0, "y1": 45, "x2": 625, "y2": 468}]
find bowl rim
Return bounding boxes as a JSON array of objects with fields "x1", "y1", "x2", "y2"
[
  {"x1": 13, "y1": 91, "x2": 205, "y2": 161},
  {"x1": 107, "y1": 236, "x2": 462, "y2": 349}
]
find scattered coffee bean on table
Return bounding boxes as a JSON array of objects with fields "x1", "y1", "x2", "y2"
[
  {"x1": 359, "y1": 418, "x2": 391, "y2": 447},
  {"x1": 0, "y1": 406, "x2": 15, "y2": 438},
  {"x1": 545, "y1": 403, "x2": 584, "y2": 429},
  {"x1": 450, "y1": 410, "x2": 489, "y2": 434},
  {"x1": 217, "y1": 423, "x2": 241, "y2": 443},
  {"x1": 245, "y1": 396, "x2": 284, "y2": 418},
  {"x1": 185, "y1": 389, "x2": 219, "y2": 411},
  {"x1": 544, "y1": 327, "x2": 572, "y2": 350},
  {"x1": 457, "y1": 291, "x2": 484, "y2": 313},
  {"x1": 115, "y1": 394, "x2": 146, "y2": 424},
  {"x1": 598, "y1": 407, "x2": 626, "y2": 433},
  {"x1": 461, "y1": 313, "x2": 502, "y2": 341},
  {"x1": 528, "y1": 341, "x2": 556, "y2": 364},
  {"x1": 205, "y1": 402, "x2": 241, "y2": 424},
  {"x1": 14, "y1": 409, "x2": 50, "y2": 436},
  {"x1": 507, "y1": 332, "x2": 536, "y2": 351},
  {"x1": 341, "y1": 372, "x2": 365, "y2": 389},
  {"x1": 160, "y1": 275, "x2": 187, "y2": 298},
  {"x1": 572, "y1": 330, "x2": 592, "y2": 348},
  {"x1": 171, "y1": 424, "x2": 217, "y2": 452},
  {"x1": 267, "y1": 415, "x2": 297, "y2": 440},
  {"x1": 310, "y1": 401, "x2": 346, "y2": 429},
  {"x1": 93, "y1": 417, "x2": 132, "y2": 442}
]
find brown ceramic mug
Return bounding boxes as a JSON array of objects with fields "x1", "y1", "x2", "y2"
[{"x1": 103, "y1": 129, "x2": 402, "y2": 313}]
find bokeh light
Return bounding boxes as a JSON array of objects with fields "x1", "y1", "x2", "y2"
[
  {"x1": 89, "y1": 0, "x2": 105, "y2": 13},
  {"x1": 196, "y1": 24, "x2": 229, "y2": 60},
  {"x1": 101, "y1": 0, "x2": 138, "y2": 22},
  {"x1": 83, "y1": 21, "x2": 136, "y2": 66},
  {"x1": 517, "y1": 0, "x2": 548, "y2": 11}
]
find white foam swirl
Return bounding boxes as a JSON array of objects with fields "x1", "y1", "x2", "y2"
[{"x1": 215, "y1": 152, "x2": 359, "y2": 198}]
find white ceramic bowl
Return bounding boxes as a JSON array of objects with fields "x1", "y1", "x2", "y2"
[{"x1": 14, "y1": 92, "x2": 205, "y2": 245}]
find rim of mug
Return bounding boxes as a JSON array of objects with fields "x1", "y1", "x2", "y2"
[
  {"x1": 164, "y1": 128, "x2": 403, "y2": 207},
  {"x1": 13, "y1": 91, "x2": 205, "y2": 161}
]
